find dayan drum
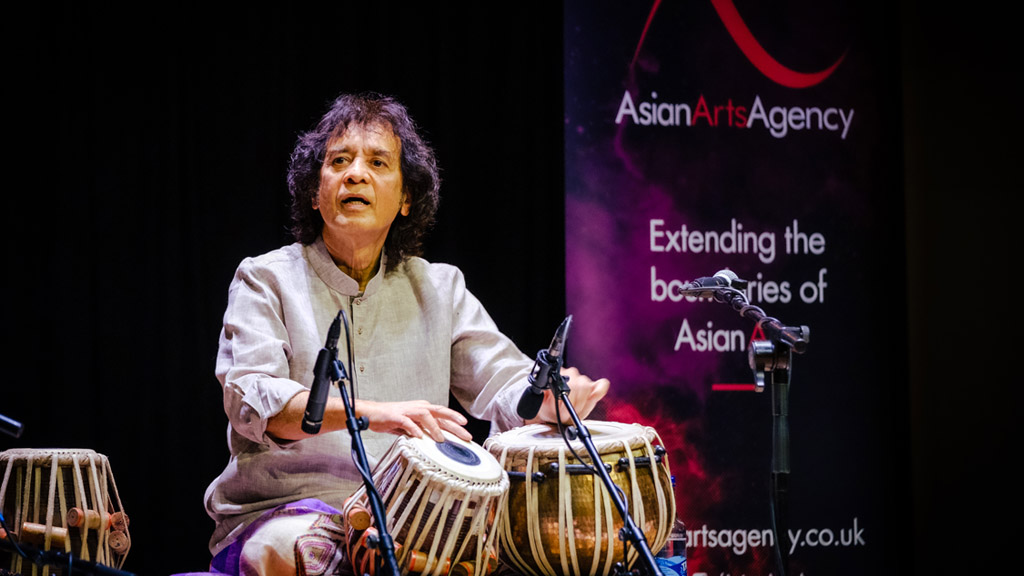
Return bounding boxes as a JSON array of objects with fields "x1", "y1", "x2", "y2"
[
  {"x1": 484, "y1": 421, "x2": 675, "y2": 576},
  {"x1": 0, "y1": 448, "x2": 131, "y2": 575},
  {"x1": 341, "y1": 432, "x2": 509, "y2": 576}
]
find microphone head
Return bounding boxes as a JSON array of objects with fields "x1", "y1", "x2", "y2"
[
  {"x1": 516, "y1": 387, "x2": 546, "y2": 420},
  {"x1": 713, "y1": 269, "x2": 738, "y2": 285},
  {"x1": 713, "y1": 269, "x2": 748, "y2": 289}
]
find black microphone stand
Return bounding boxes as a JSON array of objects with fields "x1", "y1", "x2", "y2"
[
  {"x1": 700, "y1": 286, "x2": 809, "y2": 576},
  {"x1": 332, "y1": 310, "x2": 401, "y2": 576},
  {"x1": 539, "y1": 321, "x2": 664, "y2": 576},
  {"x1": 0, "y1": 534, "x2": 136, "y2": 576}
]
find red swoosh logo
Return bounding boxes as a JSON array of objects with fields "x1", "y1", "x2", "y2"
[
  {"x1": 632, "y1": 0, "x2": 846, "y2": 89},
  {"x1": 710, "y1": 0, "x2": 846, "y2": 88}
]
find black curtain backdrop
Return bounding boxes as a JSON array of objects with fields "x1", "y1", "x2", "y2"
[{"x1": 2, "y1": 2, "x2": 1017, "y2": 575}]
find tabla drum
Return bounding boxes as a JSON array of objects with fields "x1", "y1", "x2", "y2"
[
  {"x1": 484, "y1": 421, "x2": 674, "y2": 576},
  {"x1": 0, "y1": 448, "x2": 131, "y2": 575},
  {"x1": 342, "y1": 432, "x2": 509, "y2": 576}
]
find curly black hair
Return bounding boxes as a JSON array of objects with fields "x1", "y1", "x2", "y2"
[{"x1": 286, "y1": 92, "x2": 440, "y2": 266}]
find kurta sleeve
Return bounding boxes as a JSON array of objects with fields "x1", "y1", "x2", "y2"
[
  {"x1": 445, "y1": 266, "x2": 534, "y2": 433},
  {"x1": 216, "y1": 257, "x2": 307, "y2": 448}
]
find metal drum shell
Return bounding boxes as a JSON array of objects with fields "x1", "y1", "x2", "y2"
[{"x1": 485, "y1": 421, "x2": 675, "y2": 576}]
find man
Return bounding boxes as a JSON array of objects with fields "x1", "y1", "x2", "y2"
[{"x1": 203, "y1": 92, "x2": 609, "y2": 575}]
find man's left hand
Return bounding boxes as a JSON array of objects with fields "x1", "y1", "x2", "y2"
[{"x1": 527, "y1": 366, "x2": 610, "y2": 425}]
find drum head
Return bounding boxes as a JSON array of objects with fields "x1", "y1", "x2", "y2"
[
  {"x1": 488, "y1": 420, "x2": 649, "y2": 453},
  {"x1": 405, "y1": 431, "x2": 505, "y2": 483}
]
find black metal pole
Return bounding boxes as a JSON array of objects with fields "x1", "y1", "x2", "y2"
[
  {"x1": 335, "y1": 310, "x2": 401, "y2": 576},
  {"x1": 767, "y1": 358, "x2": 792, "y2": 576},
  {"x1": 679, "y1": 285, "x2": 808, "y2": 576},
  {"x1": 548, "y1": 375, "x2": 664, "y2": 576}
]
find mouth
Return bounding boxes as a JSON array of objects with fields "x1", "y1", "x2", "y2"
[{"x1": 340, "y1": 195, "x2": 370, "y2": 206}]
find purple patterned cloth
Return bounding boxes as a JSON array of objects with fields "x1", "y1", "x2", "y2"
[{"x1": 208, "y1": 498, "x2": 342, "y2": 575}]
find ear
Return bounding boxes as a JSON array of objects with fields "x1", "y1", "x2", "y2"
[{"x1": 400, "y1": 193, "x2": 411, "y2": 217}]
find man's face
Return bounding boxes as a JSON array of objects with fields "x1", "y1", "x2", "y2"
[{"x1": 316, "y1": 122, "x2": 409, "y2": 252}]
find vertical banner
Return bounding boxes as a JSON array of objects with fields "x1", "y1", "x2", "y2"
[{"x1": 564, "y1": 2, "x2": 904, "y2": 576}]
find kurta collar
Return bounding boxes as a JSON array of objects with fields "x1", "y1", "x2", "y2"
[{"x1": 305, "y1": 236, "x2": 387, "y2": 298}]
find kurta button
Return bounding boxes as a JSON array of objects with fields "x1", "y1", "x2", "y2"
[
  {"x1": 359, "y1": 365, "x2": 365, "y2": 373},
  {"x1": 357, "y1": 327, "x2": 363, "y2": 335},
  {"x1": 355, "y1": 299, "x2": 362, "y2": 305}
]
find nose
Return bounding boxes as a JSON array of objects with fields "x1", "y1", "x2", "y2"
[{"x1": 344, "y1": 158, "x2": 370, "y2": 184}]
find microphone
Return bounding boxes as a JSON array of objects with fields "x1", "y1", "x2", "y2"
[
  {"x1": 302, "y1": 311, "x2": 342, "y2": 435},
  {"x1": 516, "y1": 315, "x2": 572, "y2": 420},
  {"x1": 673, "y1": 269, "x2": 746, "y2": 298}
]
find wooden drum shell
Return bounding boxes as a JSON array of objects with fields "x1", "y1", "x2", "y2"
[
  {"x1": 0, "y1": 448, "x2": 131, "y2": 575},
  {"x1": 342, "y1": 432, "x2": 508, "y2": 576}
]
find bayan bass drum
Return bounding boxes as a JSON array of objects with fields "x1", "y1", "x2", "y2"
[{"x1": 484, "y1": 421, "x2": 674, "y2": 576}]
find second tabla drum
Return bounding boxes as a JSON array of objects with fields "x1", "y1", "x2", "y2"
[{"x1": 484, "y1": 421, "x2": 674, "y2": 576}]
